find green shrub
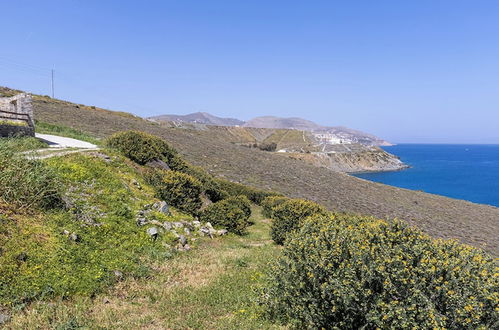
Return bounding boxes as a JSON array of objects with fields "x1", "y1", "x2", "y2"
[
  {"x1": 200, "y1": 198, "x2": 252, "y2": 235},
  {"x1": 216, "y1": 179, "x2": 279, "y2": 205},
  {"x1": 261, "y1": 196, "x2": 290, "y2": 218},
  {"x1": 270, "y1": 198, "x2": 327, "y2": 245},
  {"x1": 156, "y1": 171, "x2": 203, "y2": 215},
  {"x1": 0, "y1": 146, "x2": 62, "y2": 209},
  {"x1": 262, "y1": 214, "x2": 499, "y2": 329},
  {"x1": 224, "y1": 195, "x2": 252, "y2": 218},
  {"x1": 106, "y1": 130, "x2": 178, "y2": 165},
  {"x1": 183, "y1": 165, "x2": 228, "y2": 202}
]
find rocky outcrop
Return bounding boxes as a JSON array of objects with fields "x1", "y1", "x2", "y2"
[{"x1": 284, "y1": 144, "x2": 408, "y2": 173}]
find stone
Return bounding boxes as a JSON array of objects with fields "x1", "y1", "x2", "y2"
[
  {"x1": 178, "y1": 235, "x2": 187, "y2": 246},
  {"x1": 172, "y1": 222, "x2": 184, "y2": 229},
  {"x1": 147, "y1": 227, "x2": 159, "y2": 240},
  {"x1": 136, "y1": 217, "x2": 147, "y2": 226},
  {"x1": 183, "y1": 244, "x2": 191, "y2": 251},
  {"x1": 163, "y1": 222, "x2": 173, "y2": 230},
  {"x1": 102, "y1": 297, "x2": 111, "y2": 304},
  {"x1": 113, "y1": 270, "x2": 124, "y2": 281},
  {"x1": 62, "y1": 230, "x2": 70, "y2": 235},
  {"x1": 146, "y1": 159, "x2": 171, "y2": 171},
  {"x1": 192, "y1": 220, "x2": 201, "y2": 228},
  {"x1": 0, "y1": 313, "x2": 11, "y2": 325},
  {"x1": 69, "y1": 233, "x2": 79, "y2": 242},
  {"x1": 157, "y1": 201, "x2": 170, "y2": 214},
  {"x1": 217, "y1": 229, "x2": 228, "y2": 236},
  {"x1": 16, "y1": 252, "x2": 27, "y2": 262},
  {"x1": 184, "y1": 228, "x2": 191, "y2": 236}
]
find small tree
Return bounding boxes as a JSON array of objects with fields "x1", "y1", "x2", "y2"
[{"x1": 156, "y1": 171, "x2": 203, "y2": 215}]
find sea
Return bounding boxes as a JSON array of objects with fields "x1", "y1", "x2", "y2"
[{"x1": 352, "y1": 144, "x2": 499, "y2": 208}]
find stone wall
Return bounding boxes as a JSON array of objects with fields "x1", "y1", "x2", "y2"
[{"x1": 0, "y1": 93, "x2": 34, "y2": 137}]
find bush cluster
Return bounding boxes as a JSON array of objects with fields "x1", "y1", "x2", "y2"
[
  {"x1": 270, "y1": 198, "x2": 327, "y2": 245},
  {"x1": 0, "y1": 145, "x2": 62, "y2": 209},
  {"x1": 106, "y1": 130, "x2": 178, "y2": 165},
  {"x1": 200, "y1": 196, "x2": 252, "y2": 235},
  {"x1": 216, "y1": 179, "x2": 279, "y2": 205},
  {"x1": 156, "y1": 171, "x2": 203, "y2": 215},
  {"x1": 262, "y1": 214, "x2": 499, "y2": 329},
  {"x1": 261, "y1": 196, "x2": 290, "y2": 218}
]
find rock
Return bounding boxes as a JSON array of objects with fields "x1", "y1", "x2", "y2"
[
  {"x1": 62, "y1": 229, "x2": 70, "y2": 235},
  {"x1": 102, "y1": 297, "x2": 111, "y2": 304},
  {"x1": 163, "y1": 222, "x2": 173, "y2": 230},
  {"x1": 0, "y1": 313, "x2": 11, "y2": 325},
  {"x1": 183, "y1": 244, "x2": 191, "y2": 251},
  {"x1": 16, "y1": 252, "x2": 27, "y2": 262},
  {"x1": 205, "y1": 222, "x2": 214, "y2": 230},
  {"x1": 192, "y1": 220, "x2": 201, "y2": 228},
  {"x1": 157, "y1": 201, "x2": 170, "y2": 214},
  {"x1": 178, "y1": 235, "x2": 187, "y2": 246},
  {"x1": 136, "y1": 217, "x2": 147, "y2": 226},
  {"x1": 113, "y1": 270, "x2": 124, "y2": 281},
  {"x1": 200, "y1": 227, "x2": 212, "y2": 238},
  {"x1": 184, "y1": 228, "x2": 191, "y2": 236},
  {"x1": 131, "y1": 179, "x2": 142, "y2": 190},
  {"x1": 147, "y1": 227, "x2": 159, "y2": 240},
  {"x1": 172, "y1": 222, "x2": 184, "y2": 229},
  {"x1": 217, "y1": 229, "x2": 228, "y2": 236},
  {"x1": 146, "y1": 159, "x2": 171, "y2": 171},
  {"x1": 69, "y1": 233, "x2": 79, "y2": 242}
]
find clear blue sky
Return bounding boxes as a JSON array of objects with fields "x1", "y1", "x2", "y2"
[{"x1": 1, "y1": 1, "x2": 498, "y2": 143}]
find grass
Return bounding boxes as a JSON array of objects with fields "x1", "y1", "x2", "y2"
[
  {"x1": 0, "y1": 136, "x2": 48, "y2": 151},
  {"x1": 35, "y1": 121, "x2": 101, "y2": 145},
  {"x1": 7, "y1": 206, "x2": 284, "y2": 329},
  {"x1": 0, "y1": 119, "x2": 28, "y2": 127}
]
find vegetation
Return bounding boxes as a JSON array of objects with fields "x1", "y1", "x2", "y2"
[
  {"x1": 262, "y1": 214, "x2": 499, "y2": 329},
  {"x1": 105, "y1": 130, "x2": 178, "y2": 165},
  {"x1": 0, "y1": 136, "x2": 47, "y2": 152},
  {"x1": 0, "y1": 119, "x2": 28, "y2": 127},
  {"x1": 201, "y1": 197, "x2": 252, "y2": 235},
  {"x1": 155, "y1": 171, "x2": 203, "y2": 215},
  {"x1": 35, "y1": 121, "x2": 101, "y2": 145},
  {"x1": 270, "y1": 198, "x2": 327, "y2": 245},
  {"x1": 261, "y1": 195, "x2": 290, "y2": 218},
  {"x1": 216, "y1": 179, "x2": 280, "y2": 205},
  {"x1": 0, "y1": 144, "x2": 61, "y2": 210}
]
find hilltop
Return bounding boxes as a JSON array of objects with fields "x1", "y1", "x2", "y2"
[
  {"x1": 150, "y1": 112, "x2": 391, "y2": 146},
  {"x1": 0, "y1": 87, "x2": 491, "y2": 255}
]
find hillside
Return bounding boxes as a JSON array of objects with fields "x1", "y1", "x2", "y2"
[
  {"x1": 12, "y1": 88, "x2": 497, "y2": 256},
  {"x1": 149, "y1": 111, "x2": 244, "y2": 126},
  {"x1": 150, "y1": 111, "x2": 392, "y2": 146}
]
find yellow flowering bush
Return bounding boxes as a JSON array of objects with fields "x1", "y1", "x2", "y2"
[
  {"x1": 262, "y1": 214, "x2": 499, "y2": 329},
  {"x1": 270, "y1": 199, "x2": 328, "y2": 245},
  {"x1": 156, "y1": 171, "x2": 203, "y2": 215},
  {"x1": 200, "y1": 196, "x2": 252, "y2": 235},
  {"x1": 261, "y1": 196, "x2": 290, "y2": 218}
]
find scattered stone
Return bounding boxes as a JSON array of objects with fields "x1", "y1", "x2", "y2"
[
  {"x1": 163, "y1": 222, "x2": 173, "y2": 230},
  {"x1": 178, "y1": 235, "x2": 187, "y2": 246},
  {"x1": 102, "y1": 297, "x2": 111, "y2": 304},
  {"x1": 136, "y1": 217, "x2": 147, "y2": 226},
  {"x1": 217, "y1": 229, "x2": 228, "y2": 236},
  {"x1": 157, "y1": 201, "x2": 170, "y2": 214},
  {"x1": 147, "y1": 227, "x2": 159, "y2": 240},
  {"x1": 113, "y1": 270, "x2": 124, "y2": 281},
  {"x1": 146, "y1": 159, "x2": 171, "y2": 171},
  {"x1": 200, "y1": 227, "x2": 212, "y2": 238},
  {"x1": 0, "y1": 313, "x2": 11, "y2": 325},
  {"x1": 172, "y1": 222, "x2": 184, "y2": 229},
  {"x1": 131, "y1": 179, "x2": 142, "y2": 190},
  {"x1": 184, "y1": 228, "x2": 191, "y2": 236},
  {"x1": 62, "y1": 230, "x2": 70, "y2": 235},
  {"x1": 192, "y1": 220, "x2": 201, "y2": 228},
  {"x1": 69, "y1": 233, "x2": 79, "y2": 242},
  {"x1": 183, "y1": 244, "x2": 191, "y2": 251}
]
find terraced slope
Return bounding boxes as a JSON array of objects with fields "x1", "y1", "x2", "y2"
[{"x1": 18, "y1": 90, "x2": 499, "y2": 255}]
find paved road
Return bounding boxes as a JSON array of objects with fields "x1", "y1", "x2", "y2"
[{"x1": 35, "y1": 133, "x2": 98, "y2": 149}]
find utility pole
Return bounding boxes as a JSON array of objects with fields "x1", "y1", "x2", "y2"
[{"x1": 51, "y1": 69, "x2": 55, "y2": 98}]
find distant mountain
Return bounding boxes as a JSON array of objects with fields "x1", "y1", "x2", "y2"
[
  {"x1": 149, "y1": 112, "x2": 245, "y2": 126},
  {"x1": 243, "y1": 116, "x2": 322, "y2": 130},
  {"x1": 149, "y1": 112, "x2": 391, "y2": 146}
]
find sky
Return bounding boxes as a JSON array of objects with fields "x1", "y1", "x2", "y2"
[{"x1": 1, "y1": 0, "x2": 499, "y2": 144}]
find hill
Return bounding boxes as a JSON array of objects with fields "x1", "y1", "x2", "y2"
[
  {"x1": 4, "y1": 87, "x2": 492, "y2": 256},
  {"x1": 149, "y1": 111, "x2": 245, "y2": 126}
]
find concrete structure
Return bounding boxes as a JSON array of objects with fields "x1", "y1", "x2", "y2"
[{"x1": 0, "y1": 93, "x2": 35, "y2": 137}]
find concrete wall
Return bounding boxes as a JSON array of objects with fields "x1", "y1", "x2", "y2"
[{"x1": 0, "y1": 93, "x2": 35, "y2": 137}]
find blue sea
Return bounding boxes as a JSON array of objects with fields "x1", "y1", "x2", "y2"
[{"x1": 353, "y1": 144, "x2": 499, "y2": 207}]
